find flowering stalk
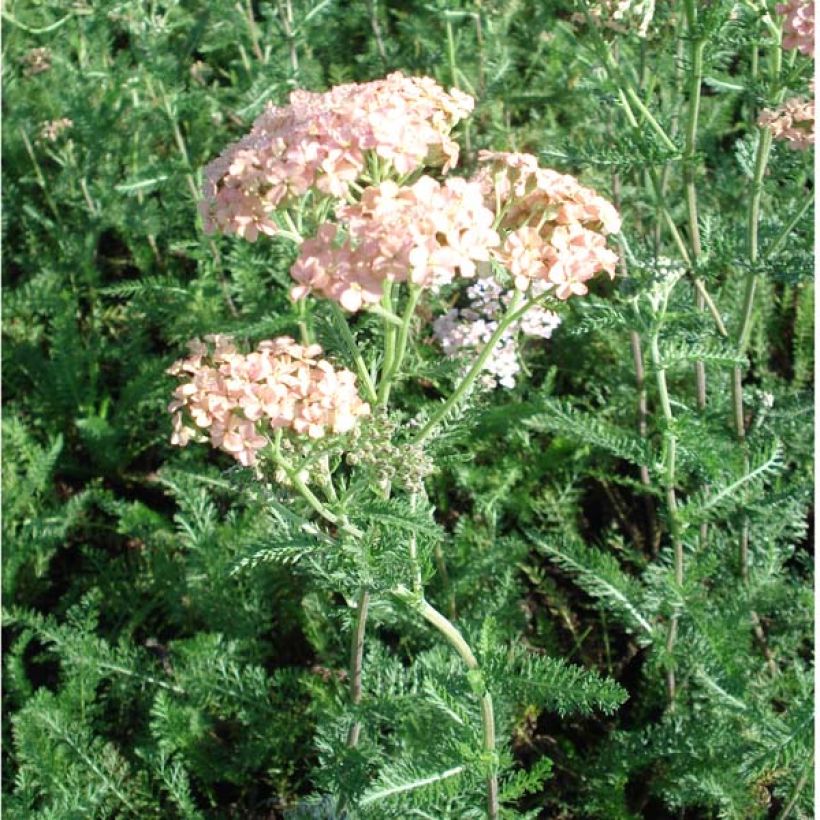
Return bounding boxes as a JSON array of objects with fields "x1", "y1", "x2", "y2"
[
  {"x1": 682, "y1": 0, "x2": 708, "y2": 412},
  {"x1": 381, "y1": 285, "x2": 422, "y2": 404},
  {"x1": 647, "y1": 288, "x2": 684, "y2": 707},
  {"x1": 346, "y1": 587, "x2": 370, "y2": 747},
  {"x1": 732, "y1": 18, "x2": 784, "y2": 586},
  {"x1": 394, "y1": 585, "x2": 498, "y2": 819}
]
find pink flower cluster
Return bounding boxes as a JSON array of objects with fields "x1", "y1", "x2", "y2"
[
  {"x1": 777, "y1": 1, "x2": 814, "y2": 57},
  {"x1": 759, "y1": 94, "x2": 815, "y2": 150},
  {"x1": 199, "y1": 73, "x2": 474, "y2": 242},
  {"x1": 39, "y1": 118, "x2": 73, "y2": 142},
  {"x1": 472, "y1": 152, "x2": 620, "y2": 299},
  {"x1": 290, "y1": 176, "x2": 499, "y2": 311},
  {"x1": 433, "y1": 277, "x2": 561, "y2": 389},
  {"x1": 168, "y1": 335, "x2": 370, "y2": 466}
]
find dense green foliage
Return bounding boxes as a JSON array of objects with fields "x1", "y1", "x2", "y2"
[{"x1": 3, "y1": 1, "x2": 813, "y2": 817}]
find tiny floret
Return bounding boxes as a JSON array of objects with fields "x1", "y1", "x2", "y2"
[{"x1": 758, "y1": 94, "x2": 815, "y2": 151}]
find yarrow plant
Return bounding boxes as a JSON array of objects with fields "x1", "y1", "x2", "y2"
[
  {"x1": 4, "y1": 2, "x2": 813, "y2": 818},
  {"x1": 169, "y1": 72, "x2": 622, "y2": 818}
]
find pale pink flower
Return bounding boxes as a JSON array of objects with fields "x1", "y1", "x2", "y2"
[
  {"x1": 200, "y1": 73, "x2": 474, "y2": 240},
  {"x1": 290, "y1": 176, "x2": 499, "y2": 310},
  {"x1": 473, "y1": 152, "x2": 620, "y2": 300},
  {"x1": 777, "y1": 0, "x2": 815, "y2": 57},
  {"x1": 168, "y1": 336, "x2": 370, "y2": 466},
  {"x1": 758, "y1": 94, "x2": 815, "y2": 150}
]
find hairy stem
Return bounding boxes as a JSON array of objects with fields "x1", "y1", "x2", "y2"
[
  {"x1": 682, "y1": 2, "x2": 707, "y2": 411},
  {"x1": 396, "y1": 587, "x2": 498, "y2": 819},
  {"x1": 346, "y1": 587, "x2": 370, "y2": 748},
  {"x1": 381, "y1": 285, "x2": 421, "y2": 405},
  {"x1": 732, "y1": 26, "x2": 783, "y2": 592},
  {"x1": 649, "y1": 331, "x2": 684, "y2": 707},
  {"x1": 377, "y1": 285, "x2": 398, "y2": 405}
]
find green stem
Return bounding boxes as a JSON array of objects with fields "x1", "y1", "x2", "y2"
[
  {"x1": 377, "y1": 295, "x2": 398, "y2": 406},
  {"x1": 381, "y1": 285, "x2": 422, "y2": 404},
  {"x1": 395, "y1": 586, "x2": 498, "y2": 819},
  {"x1": 346, "y1": 587, "x2": 370, "y2": 748},
  {"x1": 413, "y1": 290, "x2": 526, "y2": 444},
  {"x1": 732, "y1": 27, "x2": 782, "y2": 585},
  {"x1": 682, "y1": 3, "x2": 707, "y2": 410},
  {"x1": 273, "y1": 447, "x2": 363, "y2": 538},
  {"x1": 329, "y1": 303, "x2": 378, "y2": 405},
  {"x1": 649, "y1": 330, "x2": 684, "y2": 707}
]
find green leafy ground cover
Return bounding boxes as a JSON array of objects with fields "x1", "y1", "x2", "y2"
[{"x1": 2, "y1": 1, "x2": 814, "y2": 817}]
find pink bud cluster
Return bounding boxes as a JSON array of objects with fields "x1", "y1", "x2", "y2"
[
  {"x1": 39, "y1": 118, "x2": 73, "y2": 142},
  {"x1": 758, "y1": 95, "x2": 815, "y2": 150},
  {"x1": 777, "y1": 1, "x2": 815, "y2": 57},
  {"x1": 290, "y1": 176, "x2": 500, "y2": 311},
  {"x1": 433, "y1": 278, "x2": 562, "y2": 389},
  {"x1": 472, "y1": 152, "x2": 620, "y2": 299},
  {"x1": 199, "y1": 73, "x2": 474, "y2": 242},
  {"x1": 168, "y1": 335, "x2": 370, "y2": 466}
]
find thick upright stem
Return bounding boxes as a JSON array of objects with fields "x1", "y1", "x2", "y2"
[
  {"x1": 682, "y1": 11, "x2": 707, "y2": 410},
  {"x1": 346, "y1": 588, "x2": 370, "y2": 748},
  {"x1": 733, "y1": 27, "x2": 782, "y2": 585},
  {"x1": 398, "y1": 589, "x2": 498, "y2": 819},
  {"x1": 650, "y1": 332, "x2": 684, "y2": 706},
  {"x1": 380, "y1": 285, "x2": 421, "y2": 405},
  {"x1": 614, "y1": 167, "x2": 657, "y2": 553}
]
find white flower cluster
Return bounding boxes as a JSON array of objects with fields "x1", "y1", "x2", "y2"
[{"x1": 433, "y1": 278, "x2": 561, "y2": 389}]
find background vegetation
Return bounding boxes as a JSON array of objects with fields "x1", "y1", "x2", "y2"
[{"x1": 3, "y1": 0, "x2": 813, "y2": 817}]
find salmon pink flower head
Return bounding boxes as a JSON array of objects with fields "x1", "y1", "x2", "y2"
[
  {"x1": 777, "y1": 0, "x2": 814, "y2": 57},
  {"x1": 472, "y1": 151, "x2": 620, "y2": 300},
  {"x1": 290, "y1": 176, "x2": 500, "y2": 311},
  {"x1": 199, "y1": 73, "x2": 474, "y2": 241},
  {"x1": 758, "y1": 94, "x2": 815, "y2": 151},
  {"x1": 168, "y1": 335, "x2": 370, "y2": 466}
]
